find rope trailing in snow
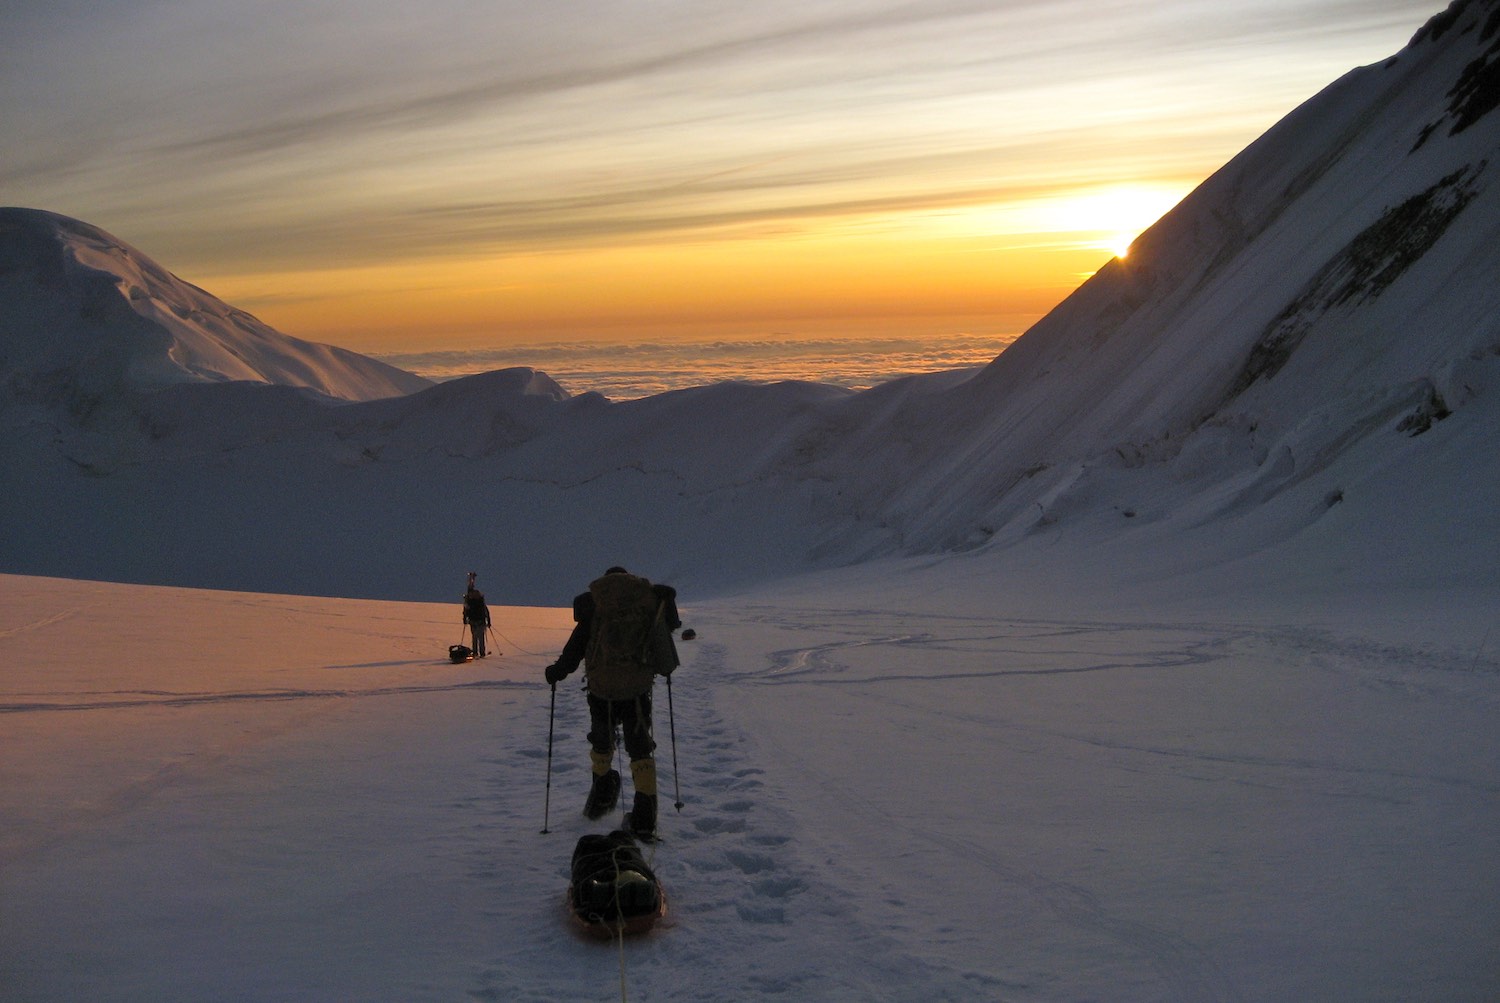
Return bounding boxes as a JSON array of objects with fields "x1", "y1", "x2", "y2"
[
  {"x1": 608, "y1": 839, "x2": 644, "y2": 1003},
  {"x1": 491, "y1": 626, "x2": 546, "y2": 656},
  {"x1": 616, "y1": 912, "x2": 629, "y2": 1002}
]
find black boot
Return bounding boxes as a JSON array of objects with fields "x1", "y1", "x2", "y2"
[
  {"x1": 584, "y1": 769, "x2": 620, "y2": 820},
  {"x1": 624, "y1": 791, "x2": 657, "y2": 839}
]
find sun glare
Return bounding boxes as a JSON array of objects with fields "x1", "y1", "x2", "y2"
[
  {"x1": 944, "y1": 183, "x2": 1189, "y2": 261},
  {"x1": 1062, "y1": 185, "x2": 1188, "y2": 258}
]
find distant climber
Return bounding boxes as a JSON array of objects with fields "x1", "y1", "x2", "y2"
[{"x1": 463, "y1": 572, "x2": 492, "y2": 658}]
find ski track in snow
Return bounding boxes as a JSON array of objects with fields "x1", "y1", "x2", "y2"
[
  {"x1": 752, "y1": 622, "x2": 1500, "y2": 800},
  {"x1": 0, "y1": 678, "x2": 529, "y2": 713},
  {"x1": 0, "y1": 609, "x2": 78, "y2": 638}
]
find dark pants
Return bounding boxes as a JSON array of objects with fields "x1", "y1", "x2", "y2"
[{"x1": 587, "y1": 692, "x2": 655, "y2": 761}]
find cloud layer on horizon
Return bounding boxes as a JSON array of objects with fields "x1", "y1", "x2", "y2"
[{"x1": 376, "y1": 329, "x2": 1013, "y2": 399}]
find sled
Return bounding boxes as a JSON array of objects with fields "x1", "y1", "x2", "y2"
[
  {"x1": 448, "y1": 644, "x2": 473, "y2": 663},
  {"x1": 567, "y1": 830, "x2": 667, "y2": 938}
]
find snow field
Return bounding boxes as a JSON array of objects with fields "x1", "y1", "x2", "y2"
[{"x1": 4, "y1": 572, "x2": 1496, "y2": 1001}]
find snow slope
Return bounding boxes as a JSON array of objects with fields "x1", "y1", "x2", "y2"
[{"x1": 818, "y1": 0, "x2": 1500, "y2": 582}]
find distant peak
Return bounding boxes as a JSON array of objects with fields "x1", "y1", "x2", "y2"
[{"x1": 1, "y1": 209, "x2": 432, "y2": 403}]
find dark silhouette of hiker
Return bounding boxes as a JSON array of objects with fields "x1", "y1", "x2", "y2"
[
  {"x1": 462, "y1": 572, "x2": 491, "y2": 658},
  {"x1": 545, "y1": 567, "x2": 680, "y2": 837}
]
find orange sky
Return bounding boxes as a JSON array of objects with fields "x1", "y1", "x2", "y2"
[
  {"x1": 203, "y1": 202, "x2": 1143, "y2": 347},
  {"x1": 0, "y1": 2, "x2": 1441, "y2": 353}
]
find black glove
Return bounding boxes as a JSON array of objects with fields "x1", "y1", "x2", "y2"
[{"x1": 544, "y1": 663, "x2": 567, "y2": 685}]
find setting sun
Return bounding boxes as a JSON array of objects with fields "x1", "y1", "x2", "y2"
[
  {"x1": 941, "y1": 182, "x2": 1191, "y2": 261},
  {"x1": 1054, "y1": 185, "x2": 1190, "y2": 259}
]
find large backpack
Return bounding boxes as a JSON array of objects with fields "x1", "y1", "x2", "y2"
[{"x1": 583, "y1": 572, "x2": 662, "y2": 699}]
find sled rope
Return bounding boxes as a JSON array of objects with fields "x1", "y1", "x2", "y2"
[
  {"x1": 608, "y1": 841, "x2": 634, "y2": 1002},
  {"x1": 616, "y1": 912, "x2": 629, "y2": 1002},
  {"x1": 615, "y1": 917, "x2": 627, "y2": 995},
  {"x1": 491, "y1": 627, "x2": 545, "y2": 656}
]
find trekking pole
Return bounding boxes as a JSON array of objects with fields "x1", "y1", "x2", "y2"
[
  {"x1": 488, "y1": 625, "x2": 501, "y2": 655},
  {"x1": 541, "y1": 682, "x2": 556, "y2": 835},
  {"x1": 666, "y1": 674, "x2": 683, "y2": 812}
]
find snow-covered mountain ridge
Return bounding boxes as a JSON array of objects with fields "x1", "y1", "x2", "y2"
[
  {"x1": 0, "y1": 208, "x2": 432, "y2": 404},
  {"x1": 815, "y1": 0, "x2": 1500, "y2": 577},
  {"x1": 2, "y1": 0, "x2": 1497, "y2": 605}
]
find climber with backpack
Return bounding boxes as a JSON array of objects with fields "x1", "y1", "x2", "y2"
[
  {"x1": 462, "y1": 571, "x2": 492, "y2": 658},
  {"x1": 545, "y1": 566, "x2": 681, "y2": 839}
]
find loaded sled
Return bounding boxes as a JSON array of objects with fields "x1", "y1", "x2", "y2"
[{"x1": 567, "y1": 830, "x2": 666, "y2": 937}]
